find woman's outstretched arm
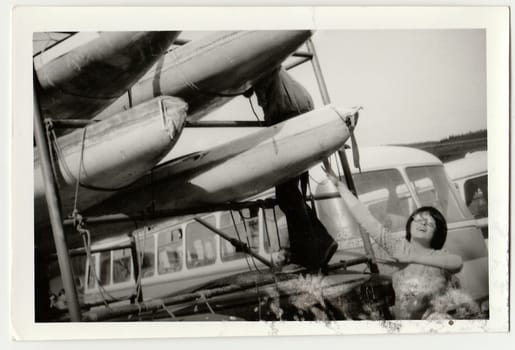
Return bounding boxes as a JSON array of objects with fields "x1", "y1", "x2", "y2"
[
  {"x1": 408, "y1": 250, "x2": 463, "y2": 273},
  {"x1": 325, "y1": 168, "x2": 463, "y2": 273},
  {"x1": 324, "y1": 169, "x2": 399, "y2": 255}
]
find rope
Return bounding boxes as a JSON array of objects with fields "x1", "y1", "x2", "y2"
[
  {"x1": 70, "y1": 127, "x2": 127, "y2": 306},
  {"x1": 197, "y1": 292, "x2": 215, "y2": 314},
  {"x1": 161, "y1": 302, "x2": 177, "y2": 320},
  {"x1": 136, "y1": 303, "x2": 142, "y2": 318},
  {"x1": 229, "y1": 211, "x2": 252, "y2": 271},
  {"x1": 237, "y1": 210, "x2": 262, "y2": 273},
  {"x1": 185, "y1": 79, "x2": 252, "y2": 98},
  {"x1": 240, "y1": 210, "x2": 263, "y2": 272},
  {"x1": 47, "y1": 127, "x2": 76, "y2": 185},
  {"x1": 260, "y1": 206, "x2": 275, "y2": 266},
  {"x1": 349, "y1": 130, "x2": 361, "y2": 173},
  {"x1": 43, "y1": 119, "x2": 59, "y2": 182},
  {"x1": 134, "y1": 233, "x2": 145, "y2": 304},
  {"x1": 78, "y1": 221, "x2": 120, "y2": 307},
  {"x1": 340, "y1": 107, "x2": 362, "y2": 172},
  {"x1": 69, "y1": 127, "x2": 126, "y2": 307},
  {"x1": 272, "y1": 207, "x2": 282, "y2": 250},
  {"x1": 74, "y1": 180, "x2": 141, "y2": 192},
  {"x1": 248, "y1": 98, "x2": 263, "y2": 126},
  {"x1": 47, "y1": 122, "x2": 141, "y2": 192},
  {"x1": 255, "y1": 278, "x2": 262, "y2": 320},
  {"x1": 73, "y1": 128, "x2": 87, "y2": 213},
  {"x1": 261, "y1": 206, "x2": 272, "y2": 253}
]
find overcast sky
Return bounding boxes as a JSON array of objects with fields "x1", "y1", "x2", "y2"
[{"x1": 200, "y1": 29, "x2": 486, "y2": 147}]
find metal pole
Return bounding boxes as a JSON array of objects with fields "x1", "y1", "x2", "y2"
[
  {"x1": 306, "y1": 39, "x2": 331, "y2": 105},
  {"x1": 306, "y1": 38, "x2": 338, "y2": 173},
  {"x1": 306, "y1": 39, "x2": 379, "y2": 273},
  {"x1": 47, "y1": 243, "x2": 133, "y2": 260},
  {"x1": 284, "y1": 57, "x2": 312, "y2": 71},
  {"x1": 194, "y1": 217, "x2": 274, "y2": 268},
  {"x1": 61, "y1": 193, "x2": 351, "y2": 227},
  {"x1": 33, "y1": 75, "x2": 82, "y2": 322},
  {"x1": 185, "y1": 120, "x2": 263, "y2": 128}
]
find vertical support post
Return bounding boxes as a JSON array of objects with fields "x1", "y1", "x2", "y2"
[
  {"x1": 33, "y1": 74, "x2": 82, "y2": 321},
  {"x1": 306, "y1": 39, "x2": 379, "y2": 273},
  {"x1": 129, "y1": 233, "x2": 143, "y2": 303},
  {"x1": 307, "y1": 38, "x2": 339, "y2": 172},
  {"x1": 306, "y1": 39, "x2": 331, "y2": 105}
]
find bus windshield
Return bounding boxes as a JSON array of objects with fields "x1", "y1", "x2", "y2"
[
  {"x1": 353, "y1": 169, "x2": 413, "y2": 232},
  {"x1": 352, "y1": 165, "x2": 470, "y2": 232},
  {"x1": 406, "y1": 165, "x2": 470, "y2": 222}
]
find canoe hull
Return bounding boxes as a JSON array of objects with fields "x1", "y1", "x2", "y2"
[
  {"x1": 34, "y1": 96, "x2": 188, "y2": 226},
  {"x1": 97, "y1": 31, "x2": 313, "y2": 121},
  {"x1": 87, "y1": 105, "x2": 357, "y2": 218},
  {"x1": 36, "y1": 32, "x2": 180, "y2": 119}
]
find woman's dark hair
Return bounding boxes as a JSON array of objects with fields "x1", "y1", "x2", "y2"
[{"x1": 405, "y1": 206, "x2": 447, "y2": 250}]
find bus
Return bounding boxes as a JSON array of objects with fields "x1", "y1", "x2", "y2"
[
  {"x1": 82, "y1": 207, "x2": 290, "y2": 306},
  {"x1": 444, "y1": 151, "x2": 488, "y2": 240},
  {"x1": 81, "y1": 146, "x2": 488, "y2": 317},
  {"x1": 310, "y1": 146, "x2": 488, "y2": 306}
]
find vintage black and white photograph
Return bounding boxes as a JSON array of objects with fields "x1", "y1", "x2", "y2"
[{"x1": 10, "y1": 6, "x2": 509, "y2": 339}]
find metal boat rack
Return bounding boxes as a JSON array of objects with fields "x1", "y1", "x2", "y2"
[{"x1": 34, "y1": 37, "x2": 378, "y2": 322}]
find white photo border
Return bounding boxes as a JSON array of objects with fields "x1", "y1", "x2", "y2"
[{"x1": 10, "y1": 6, "x2": 510, "y2": 340}]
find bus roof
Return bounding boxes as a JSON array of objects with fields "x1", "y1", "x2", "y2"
[
  {"x1": 444, "y1": 151, "x2": 487, "y2": 181},
  {"x1": 345, "y1": 146, "x2": 442, "y2": 173}
]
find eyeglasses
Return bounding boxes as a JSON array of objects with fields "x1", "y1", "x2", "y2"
[{"x1": 412, "y1": 214, "x2": 436, "y2": 229}]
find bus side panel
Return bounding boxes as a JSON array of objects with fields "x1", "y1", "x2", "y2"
[
  {"x1": 455, "y1": 257, "x2": 489, "y2": 301},
  {"x1": 140, "y1": 258, "x2": 265, "y2": 300},
  {"x1": 444, "y1": 224, "x2": 489, "y2": 301},
  {"x1": 444, "y1": 224, "x2": 487, "y2": 260}
]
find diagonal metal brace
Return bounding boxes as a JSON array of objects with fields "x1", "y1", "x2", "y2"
[{"x1": 194, "y1": 217, "x2": 274, "y2": 268}]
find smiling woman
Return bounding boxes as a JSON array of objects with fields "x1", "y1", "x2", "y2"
[
  {"x1": 325, "y1": 169, "x2": 465, "y2": 320},
  {"x1": 407, "y1": 208, "x2": 445, "y2": 251}
]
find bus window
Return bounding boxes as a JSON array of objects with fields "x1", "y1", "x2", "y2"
[
  {"x1": 220, "y1": 209, "x2": 259, "y2": 261},
  {"x1": 264, "y1": 207, "x2": 289, "y2": 253},
  {"x1": 158, "y1": 228, "x2": 183, "y2": 274},
  {"x1": 137, "y1": 235, "x2": 155, "y2": 278},
  {"x1": 464, "y1": 175, "x2": 488, "y2": 219},
  {"x1": 99, "y1": 251, "x2": 111, "y2": 286},
  {"x1": 185, "y1": 216, "x2": 217, "y2": 269},
  {"x1": 353, "y1": 169, "x2": 411, "y2": 232},
  {"x1": 406, "y1": 166, "x2": 467, "y2": 222},
  {"x1": 112, "y1": 248, "x2": 132, "y2": 284}
]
